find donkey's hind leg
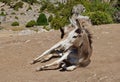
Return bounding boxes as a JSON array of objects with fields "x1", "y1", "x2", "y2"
[{"x1": 79, "y1": 59, "x2": 91, "y2": 67}]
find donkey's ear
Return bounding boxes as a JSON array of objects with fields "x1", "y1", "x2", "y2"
[
  {"x1": 76, "y1": 19, "x2": 82, "y2": 30},
  {"x1": 69, "y1": 18, "x2": 78, "y2": 28}
]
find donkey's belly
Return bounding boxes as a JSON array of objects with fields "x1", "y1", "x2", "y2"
[
  {"x1": 68, "y1": 57, "x2": 79, "y2": 65},
  {"x1": 67, "y1": 48, "x2": 79, "y2": 65}
]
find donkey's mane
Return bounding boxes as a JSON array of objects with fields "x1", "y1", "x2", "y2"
[{"x1": 84, "y1": 28, "x2": 92, "y2": 47}]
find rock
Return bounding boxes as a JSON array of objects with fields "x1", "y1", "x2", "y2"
[
  {"x1": 18, "y1": 29, "x2": 36, "y2": 35},
  {"x1": 72, "y1": 4, "x2": 85, "y2": 15},
  {"x1": 77, "y1": 15, "x2": 89, "y2": 19},
  {"x1": 0, "y1": 16, "x2": 6, "y2": 23},
  {"x1": 71, "y1": 4, "x2": 91, "y2": 27},
  {"x1": 49, "y1": 0, "x2": 67, "y2": 4},
  {"x1": 115, "y1": 11, "x2": 120, "y2": 23},
  {"x1": 25, "y1": 40, "x2": 31, "y2": 43},
  {"x1": 0, "y1": 2, "x2": 5, "y2": 7}
]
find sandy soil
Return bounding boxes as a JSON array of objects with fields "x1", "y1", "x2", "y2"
[{"x1": 0, "y1": 24, "x2": 120, "y2": 82}]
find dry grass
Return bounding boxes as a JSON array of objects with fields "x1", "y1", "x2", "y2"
[
  {"x1": 7, "y1": 26, "x2": 25, "y2": 31},
  {"x1": 29, "y1": 27, "x2": 39, "y2": 32}
]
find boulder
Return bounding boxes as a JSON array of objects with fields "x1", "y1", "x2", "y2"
[
  {"x1": 0, "y1": 16, "x2": 6, "y2": 23},
  {"x1": 49, "y1": 0, "x2": 67, "y2": 4},
  {"x1": 72, "y1": 4, "x2": 85, "y2": 15},
  {"x1": 18, "y1": 29, "x2": 36, "y2": 35},
  {"x1": 115, "y1": 11, "x2": 120, "y2": 23}
]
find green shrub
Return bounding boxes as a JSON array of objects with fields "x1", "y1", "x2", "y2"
[
  {"x1": 20, "y1": 13, "x2": 25, "y2": 15},
  {"x1": 26, "y1": 20, "x2": 36, "y2": 27},
  {"x1": 13, "y1": 1, "x2": 24, "y2": 11},
  {"x1": 50, "y1": 17, "x2": 61, "y2": 30},
  {"x1": 41, "y1": 1, "x2": 73, "y2": 30},
  {"x1": 117, "y1": 0, "x2": 120, "y2": 10},
  {"x1": 11, "y1": 21, "x2": 19, "y2": 26},
  {"x1": 40, "y1": 0, "x2": 117, "y2": 30},
  {"x1": 43, "y1": 26, "x2": 51, "y2": 31},
  {"x1": 0, "y1": 22, "x2": 2, "y2": 30},
  {"x1": 0, "y1": 26, "x2": 3, "y2": 30},
  {"x1": 50, "y1": 16, "x2": 69, "y2": 30},
  {"x1": 11, "y1": 12, "x2": 16, "y2": 15},
  {"x1": 59, "y1": 7, "x2": 72, "y2": 18},
  {"x1": 15, "y1": 16, "x2": 18, "y2": 20},
  {"x1": 48, "y1": 15, "x2": 53, "y2": 22},
  {"x1": 36, "y1": 13, "x2": 48, "y2": 26},
  {"x1": 0, "y1": 12, "x2": 6, "y2": 16},
  {"x1": 1, "y1": 8, "x2": 5, "y2": 11},
  {"x1": 85, "y1": 11, "x2": 113, "y2": 25},
  {"x1": 0, "y1": 0, "x2": 11, "y2": 5},
  {"x1": 81, "y1": 0, "x2": 117, "y2": 20},
  {"x1": 22, "y1": 0, "x2": 38, "y2": 5},
  {"x1": 46, "y1": 3, "x2": 55, "y2": 12},
  {"x1": 40, "y1": 2, "x2": 47, "y2": 12},
  {"x1": 26, "y1": 5, "x2": 32, "y2": 11}
]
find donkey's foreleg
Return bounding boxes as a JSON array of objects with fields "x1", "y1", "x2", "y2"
[
  {"x1": 30, "y1": 40, "x2": 65, "y2": 64},
  {"x1": 40, "y1": 54, "x2": 55, "y2": 63},
  {"x1": 59, "y1": 63, "x2": 77, "y2": 71},
  {"x1": 66, "y1": 65, "x2": 77, "y2": 71},
  {"x1": 36, "y1": 51, "x2": 71, "y2": 71},
  {"x1": 30, "y1": 49, "x2": 52, "y2": 64}
]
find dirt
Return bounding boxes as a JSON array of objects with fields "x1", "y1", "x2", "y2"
[{"x1": 0, "y1": 24, "x2": 120, "y2": 82}]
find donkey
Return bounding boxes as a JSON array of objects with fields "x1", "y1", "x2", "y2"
[{"x1": 30, "y1": 17, "x2": 92, "y2": 71}]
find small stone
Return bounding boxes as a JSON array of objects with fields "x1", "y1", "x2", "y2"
[{"x1": 25, "y1": 40, "x2": 30, "y2": 43}]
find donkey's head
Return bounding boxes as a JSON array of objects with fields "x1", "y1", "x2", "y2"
[
  {"x1": 60, "y1": 15, "x2": 91, "y2": 39},
  {"x1": 66, "y1": 18, "x2": 85, "y2": 48}
]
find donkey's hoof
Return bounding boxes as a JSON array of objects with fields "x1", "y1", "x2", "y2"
[
  {"x1": 30, "y1": 60, "x2": 36, "y2": 65},
  {"x1": 36, "y1": 67, "x2": 43, "y2": 71},
  {"x1": 59, "y1": 68, "x2": 66, "y2": 72},
  {"x1": 39, "y1": 59, "x2": 44, "y2": 62}
]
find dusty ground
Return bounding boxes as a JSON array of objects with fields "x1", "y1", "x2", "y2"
[{"x1": 0, "y1": 24, "x2": 120, "y2": 82}]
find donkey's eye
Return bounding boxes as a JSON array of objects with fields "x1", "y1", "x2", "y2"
[{"x1": 73, "y1": 36, "x2": 77, "y2": 38}]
